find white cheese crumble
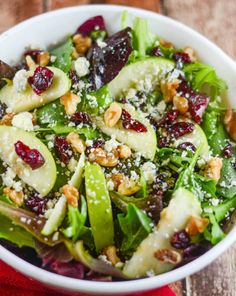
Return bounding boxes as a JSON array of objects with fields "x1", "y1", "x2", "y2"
[
  {"x1": 74, "y1": 57, "x2": 90, "y2": 77},
  {"x1": 141, "y1": 161, "x2": 157, "y2": 184},
  {"x1": 13, "y1": 69, "x2": 28, "y2": 93},
  {"x1": 104, "y1": 136, "x2": 119, "y2": 152},
  {"x1": 12, "y1": 112, "x2": 34, "y2": 131},
  {"x1": 97, "y1": 39, "x2": 107, "y2": 48}
]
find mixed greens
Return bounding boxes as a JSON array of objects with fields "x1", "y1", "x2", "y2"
[{"x1": 0, "y1": 13, "x2": 235, "y2": 280}]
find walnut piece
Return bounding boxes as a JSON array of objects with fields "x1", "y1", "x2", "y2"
[
  {"x1": 66, "y1": 132, "x2": 86, "y2": 154},
  {"x1": 60, "y1": 92, "x2": 81, "y2": 116},
  {"x1": 73, "y1": 34, "x2": 92, "y2": 55},
  {"x1": 204, "y1": 157, "x2": 223, "y2": 182},
  {"x1": 185, "y1": 215, "x2": 209, "y2": 236},
  {"x1": 61, "y1": 184, "x2": 79, "y2": 208},
  {"x1": 3, "y1": 187, "x2": 24, "y2": 207},
  {"x1": 0, "y1": 113, "x2": 14, "y2": 126},
  {"x1": 184, "y1": 47, "x2": 197, "y2": 62},
  {"x1": 88, "y1": 147, "x2": 118, "y2": 167},
  {"x1": 118, "y1": 179, "x2": 140, "y2": 196},
  {"x1": 102, "y1": 245, "x2": 121, "y2": 266},
  {"x1": 104, "y1": 102, "x2": 122, "y2": 127},
  {"x1": 160, "y1": 79, "x2": 180, "y2": 103},
  {"x1": 37, "y1": 51, "x2": 50, "y2": 67},
  {"x1": 173, "y1": 95, "x2": 189, "y2": 114},
  {"x1": 118, "y1": 145, "x2": 132, "y2": 159},
  {"x1": 111, "y1": 173, "x2": 125, "y2": 190},
  {"x1": 224, "y1": 109, "x2": 236, "y2": 141},
  {"x1": 154, "y1": 249, "x2": 182, "y2": 264}
]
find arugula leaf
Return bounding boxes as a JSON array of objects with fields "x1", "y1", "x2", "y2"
[
  {"x1": 132, "y1": 17, "x2": 156, "y2": 58},
  {"x1": 0, "y1": 201, "x2": 62, "y2": 246},
  {"x1": 51, "y1": 38, "x2": 73, "y2": 73},
  {"x1": 0, "y1": 214, "x2": 35, "y2": 248},
  {"x1": 207, "y1": 197, "x2": 236, "y2": 223},
  {"x1": 36, "y1": 99, "x2": 67, "y2": 126},
  {"x1": 62, "y1": 196, "x2": 88, "y2": 241},
  {"x1": 183, "y1": 62, "x2": 227, "y2": 97},
  {"x1": 217, "y1": 158, "x2": 236, "y2": 199},
  {"x1": 204, "y1": 213, "x2": 225, "y2": 244},
  {"x1": 118, "y1": 204, "x2": 152, "y2": 257}
]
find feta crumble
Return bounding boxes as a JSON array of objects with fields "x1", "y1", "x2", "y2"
[
  {"x1": 13, "y1": 69, "x2": 28, "y2": 93},
  {"x1": 12, "y1": 112, "x2": 34, "y2": 131},
  {"x1": 141, "y1": 161, "x2": 157, "y2": 184},
  {"x1": 74, "y1": 57, "x2": 90, "y2": 77}
]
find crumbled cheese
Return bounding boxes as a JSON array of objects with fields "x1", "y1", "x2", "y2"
[
  {"x1": 211, "y1": 198, "x2": 220, "y2": 206},
  {"x1": 68, "y1": 157, "x2": 78, "y2": 172},
  {"x1": 104, "y1": 136, "x2": 119, "y2": 152},
  {"x1": 204, "y1": 208, "x2": 213, "y2": 214},
  {"x1": 50, "y1": 55, "x2": 57, "y2": 63},
  {"x1": 12, "y1": 112, "x2": 34, "y2": 131},
  {"x1": 107, "y1": 179, "x2": 115, "y2": 191},
  {"x1": 1, "y1": 167, "x2": 16, "y2": 188},
  {"x1": 126, "y1": 88, "x2": 137, "y2": 99},
  {"x1": 141, "y1": 161, "x2": 157, "y2": 184},
  {"x1": 74, "y1": 57, "x2": 90, "y2": 77},
  {"x1": 97, "y1": 39, "x2": 107, "y2": 48},
  {"x1": 13, "y1": 69, "x2": 28, "y2": 92},
  {"x1": 87, "y1": 95, "x2": 98, "y2": 108}
]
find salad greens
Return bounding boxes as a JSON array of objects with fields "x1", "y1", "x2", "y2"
[{"x1": 0, "y1": 12, "x2": 235, "y2": 281}]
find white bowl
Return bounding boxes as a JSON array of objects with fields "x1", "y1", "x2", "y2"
[{"x1": 0, "y1": 4, "x2": 236, "y2": 295}]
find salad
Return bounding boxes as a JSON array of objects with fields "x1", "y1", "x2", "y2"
[{"x1": 0, "y1": 13, "x2": 235, "y2": 281}]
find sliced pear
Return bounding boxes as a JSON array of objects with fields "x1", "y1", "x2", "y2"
[
  {"x1": 174, "y1": 124, "x2": 209, "y2": 159},
  {"x1": 108, "y1": 57, "x2": 174, "y2": 98},
  {"x1": 123, "y1": 187, "x2": 201, "y2": 278},
  {"x1": 41, "y1": 195, "x2": 67, "y2": 236},
  {"x1": 95, "y1": 103, "x2": 157, "y2": 160},
  {"x1": 0, "y1": 66, "x2": 70, "y2": 113},
  {"x1": 0, "y1": 126, "x2": 56, "y2": 196},
  {"x1": 69, "y1": 152, "x2": 85, "y2": 188}
]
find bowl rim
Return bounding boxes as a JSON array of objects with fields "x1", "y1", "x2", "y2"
[{"x1": 0, "y1": 4, "x2": 236, "y2": 294}]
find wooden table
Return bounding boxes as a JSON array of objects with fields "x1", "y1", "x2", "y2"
[{"x1": 0, "y1": 1, "x2": 235, "y2": 295}]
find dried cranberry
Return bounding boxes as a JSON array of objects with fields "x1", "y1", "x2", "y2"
[
  {"x1": 70, "y1": 112, "x2": 91, "y2": 125},
  {"x1": 76, "y1": 16, "x2": 106, "y2": 36},
  {"x1": 223, "y1": 144, "x2": 233, "y2": 158},
  {"x1": 157, "y1": 110, "x2": 179, "y2": 128},
  {"x1": 28, "y1": 66, "x2": 54, "y2": 95},
  {"x1": 173, "y1": 52, "x2": 191, "y2": 69},
  {"x1": 177, "y1": 81, "x2": 209, "y2": 124},
  {"x1": 14, "y1": 141, "x2": 45, "y2": 170},
  {"x1": 171, "y1": 230, "x2": 191, "y2": 249},
  {"x1": 121, "y1": 109, "x2": 147, "y2": 133},
  {"x1": 24, "y1": 49, "x2": 42, "y2": 61},
  {"x1": 54, "y1": 136, "x2": 72, "y2": 164},
  {"x1": 25, "y1": 193, "x2": 48, "y2": 215},
  {"x1": 0, "y1": 102, "x2": 7, "y2": 120},
  {"x1": 177, "y1": 142, "x2": 196, "y2": 152},
  {"x1": 168, "y1": 122, "x2": 194, "y2": 139},
  {"x1": 150, "y1": 46, "x2": 163, "y2": 57},
  {"x1": 68, "y1": 69, "x2": 80, "y2": 86},
  {"x1": 88, "y1": 27, "x2": 132, "y2": 90}
]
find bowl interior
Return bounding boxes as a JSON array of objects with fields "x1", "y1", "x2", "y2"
[{"x1": 0, "y1": 4, "x2": 236, "y2": 295}]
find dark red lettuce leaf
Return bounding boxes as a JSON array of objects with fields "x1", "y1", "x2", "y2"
[
  {"x1": 88, "y1": 27, "x2": 132, "y2": 90},
  {"x1": 50, "y1": 260, "x2": 86, "y2": 279},
  {"x1": 76, "y1": 15, "x2": 106, "y2": 36}
]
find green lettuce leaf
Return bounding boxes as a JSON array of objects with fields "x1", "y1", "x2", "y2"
[
  {"x1": 118, "y1": 204, "x2": 152, "y2": 257},
  {"x1": 51, "y1": 38, "x2": 73, "y2": 73}
]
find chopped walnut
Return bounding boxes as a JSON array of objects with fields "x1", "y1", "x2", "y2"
[
  {"x1": 37, "y1": 51, "x2": 50, "y2": 67},
  {"x1": 88, "y1": 147, "x2": 118, "y2": 167},
  {"x1": 66, "y1": 132, "x2": 86, "y2": 154},
  {"x1": 224, "y1": 109, "x2": 236, "y2": 141},
  {"x1": 25, "y1": 55, "x2": 36, "y2": 70},
  {"x1": 3, "y1": 187, "x2": 24, "y2": 207},
  {"x1": 204, "y1": 157, "x2": 223, "y2": 182},
  {"x1": 0, "y1": 113, "x2": 14, "y2": 126},
  {"x1": 184, "y1": 47, "x2": 197, "y2": 62},
  {"x1": 102, "y1": 246, "x2": 121, "y2": 266},
  {"x1": 73, "y1": 34, "x2": 92, "y2": 55},
  {"x1": 111, "y1": 173, "x2": 125, "y2": 190},
  {"x1": 160, "y1": 38, "x2": 174, "y2": 49},
  {"x1": 117, "y1": 145, "x2": 132, "y2": 159},
  {"x1": 185, "y1": 215, "x2": 209, "y2": 236},
  {"x1": 154, "y1": 249, "x2": 182, "y2": 264},
  {"x1": 104, "y1": 102, "x2": 122, "y2": 127},
  {"x1": 173, "y1": 95, "x2": 189, "y2": 114},
  {"x1": 60, "y1": 92, "x2": 81, "y2": 115},
  {"x1": 118, "y1": 179, "x2": 140, "y2": 196},
  {"x1": 61, "y1": 184, "x2": 79, "y2": 208},
  {"x1": 72, "y1": 47, "x2": 79, "y2": 60},
  {"x1": 160, "y1": 79, "x2": 180, "y2": 103}
]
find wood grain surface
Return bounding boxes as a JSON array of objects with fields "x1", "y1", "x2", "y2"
[{"x1": 0, "y1": 1, "x2": 235, "y2": 295}]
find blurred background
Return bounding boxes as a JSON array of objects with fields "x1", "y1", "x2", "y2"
[{"x1": 0, "y1": 1, "x2": 235, "y2": 295}]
